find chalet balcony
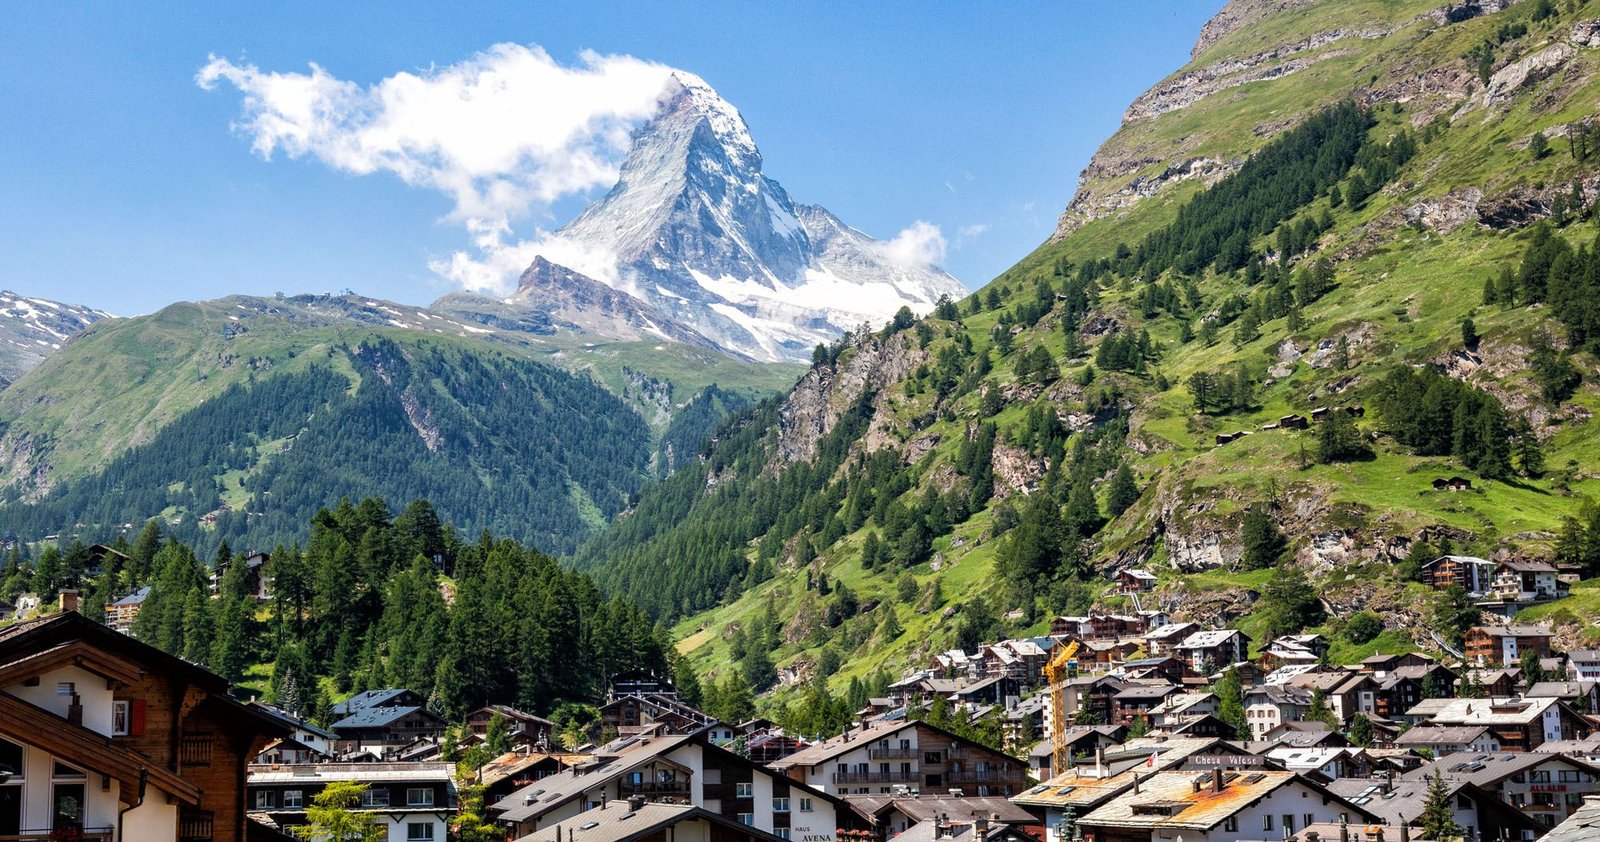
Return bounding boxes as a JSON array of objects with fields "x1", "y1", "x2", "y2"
[
  {"x1": 0, "y1": 828, "x2": 115, "y2": 842},
  {"x1": 619, "y1": 781, "x2": 691, "y2": 799},
  {"x1": 867, "y1": 747, "x2": 920, "y2": 760},
  {"x1": 947, "y1": 768, "x2": 1025, "y2": 784},
  {"x1": 832, "y1": 770, "x2": 917, "y2": 784}
]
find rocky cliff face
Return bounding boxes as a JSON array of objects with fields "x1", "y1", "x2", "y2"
[
  {"x1": 1049, "y1": 0, "x2": 1548, "y2": 240},
  {"x1": 551, "y1": 73, "x2": 967, "y2": 362},
  {"x1": 432, "y1": 257, "x2": 715, "y2": 350}
]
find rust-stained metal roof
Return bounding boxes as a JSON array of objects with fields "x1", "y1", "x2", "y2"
[
  {"x1": 1077, "y1": 770, "x2": 1370, "y2": 831},
  {"x1": 1011, "y1": 738, "x2": 1230, "y2": 809}
]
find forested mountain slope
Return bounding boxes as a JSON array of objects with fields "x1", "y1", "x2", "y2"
[
  {"x1": 582, "y1": 0, "x2": 1600, "y2": 711},
  {"x1": 0, "y1": 292, "x2": 799, "y2": 552}
]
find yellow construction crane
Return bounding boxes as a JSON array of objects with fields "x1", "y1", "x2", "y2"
[{"x1": 1046, "y1": 638, "x2": 1081, "y2": 777}]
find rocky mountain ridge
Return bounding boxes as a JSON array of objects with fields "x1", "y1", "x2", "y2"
[{"x1": 0, "y1": 291, "x2": 112, "y2": 387}]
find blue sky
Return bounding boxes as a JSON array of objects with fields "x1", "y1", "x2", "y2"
[{"x1": 1, "y1": 1, "x2": 1223, "y2": 315}]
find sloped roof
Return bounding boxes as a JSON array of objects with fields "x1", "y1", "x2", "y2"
[
  {"x1": 1402, "y1": 751, "x2": 1600, "y2": 788},
  {"x1": 1392, "y1": 725, "x2": 1492, "y2": 747},
  {"x1": 1077, "y1": 771, "x2": 1372, "y2": 831},
  {"x1": 1546, "y1": 794, "x2": 1600, "y2": 842},
  {"x1": 331, "y1": 704, "x2": 443, "y2": 731},
  {"x1": 511, "y1": 800, "x2": 784, "y2": 842}
]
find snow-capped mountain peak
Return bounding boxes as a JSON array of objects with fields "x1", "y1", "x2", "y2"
[
  {"x1": 0, "y1": 291, "x2": 114, "y2": 387},
  {"x1": 549, "y1": 74, "x2": 966, "y2": 362}
]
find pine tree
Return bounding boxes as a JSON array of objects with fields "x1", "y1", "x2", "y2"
[
  {"x1": 1240, "y1": 504, "x2": 1287, "y2": 571},
  {"x1": 1214, "y1": 668, "x2": 1248, "y2": 736},
  {"x1": 1318, "y1": 409, "x2": 1366, "y2": 463},
  {"x1": 1106, "y1": 463, "x2": 1140, "y2": 518},
  {"x1": 1349, "y1": 713, "x2": 1373, "y2": 747},
  {"x1": 1308, "y1": 689, "x2": 1339, "y2": 728},
  {"x1": 1420, "y1": 769, "x2": 1462, "y2": 841},
  {"x1": 485, "y1": 712, "x2": 511, "y2": 756}
]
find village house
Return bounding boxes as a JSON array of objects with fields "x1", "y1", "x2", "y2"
[
  {"x1": 248, "y1": 761, "x2": 455, "y2": 841},
  {"x1": 768, "y1": 719, "x2": 1028, "y2": 798},
  {"x1": 1464, "y1": 624, "x2": 1555, "y2": 667},
  {"x1": 1242, "y1": 685, "x2": 1312, "y2": 740},
  {"x1": 329, "y1": 689, "x2": 447, "y2": 759},
  {"x1": 599, "y1": 690, "x2": 719, "y2": 739},
  {"x1": 1486, "y1": 559, "x2": 1567, "y2": 604},
  {"x1": 1029, "y1": 725, "x2": 1128, "y2": 779},
  {"x1": 1405, "y1": 751, "x2": 1600, "y2": 829},
  {"x1": 1567, "y1": 650, "x2": 1600, "y2": 682},
  {"x1": 1287, "y1": 670, "x2": 1377, "y2": 724},
  {"x1": 1147, "y1": 693, "x2": 1219, "y2": 729},
  {"x1": 102, "y1": 586, "x2": 150, "y2": 634},
  {"x1": 209, "y1": 551, "x2": 272, "y2": 601},
  {"x1": 1173, "y1": 630, "x2": 1251, "y2": 678},
  {"x1": 1328, "y1": 775, "x2": 1547, "y2": 842},
  {"x1": 842, "y1": 793, "x2": 1041, "y2": 839},
  {"x1": 1141, "y1": 623, "x2": 1199, "y2": 658},
  {"x1": 1371, "y1": 663, "x2": 1454, "y2": 719},
  {"x1": 0, "y1": 610, "x2": 288, "y2": 841},
  {"x1": 1071, "y1": 769, "x2": 1377, "y2": 842},
  {"x1": 1392, "y1": 724, "x2": 1500, "y2": 755},
  {"x1": 1114, "y1": 569, "x2": 1157, "y2": 594},
  {"x1": 492, "y1": 730, "x2": 848, "y2": 841},
  {"x1": 1110, "y1": 685, "x2": 1180, "y2": 727},
  {"x1": 1120, "y1": 656, "x2": 1186, "y2": 686},
  {"x1": 1050, "y1": 616, "x2": 1091, "y2": 638},
  {"x1": 465, "y1": 704, "x2": 554, "y2": 750},
  {"x1": 510, "y1": 798, "x2": 799, "y2": 842},
  {"x1": 1014, "y1": 738, "x2": 1268, "y2": 841},
  {"x1": 1409, "y1": 696, "x2": 1590, "y2": 752},
  {"x1": 1420, "y1": 555, "x2": 1497, "y2": 595}
]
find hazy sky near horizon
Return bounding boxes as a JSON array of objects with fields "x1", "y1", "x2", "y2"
[{"x1": 1, "y1": 2, "x2": 1225, "y2": 315}]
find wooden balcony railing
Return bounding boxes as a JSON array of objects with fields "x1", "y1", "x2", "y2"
[{"x1": 0, "y1": 828, "x2": 115, "y2": 842}]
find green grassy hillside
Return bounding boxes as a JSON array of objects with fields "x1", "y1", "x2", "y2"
[
  {"x1": 584, "y1": 0, "x2": 1600, "y2": 712},
  {"x1": 0, "y1": 295, "x2": 799, "y2": 502}
]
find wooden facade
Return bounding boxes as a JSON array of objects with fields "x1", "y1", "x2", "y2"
[{"x1": 0, "y1": 611, "x2": 285, "y2": 841}]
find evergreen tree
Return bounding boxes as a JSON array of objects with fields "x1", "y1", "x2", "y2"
[
  {"x1": 1317, "y1": 409, "x2": 1366, "y2": 463},
  {"x1": 1260, "y1": 566, "x2": 1325, "y2": 639},
  {"x1": 1214, "y1": 668, "x2": 1248, "y2": 737},
  {"x1": 290, "y1": 781, "x2": 385, "y2": 842},
  {"x1": 1431, "y1": 585, "x2": 1480, "y2": 648},
  {"x1": 1106, "y1": 463, "x2": 1140, "y2": 518},
  {"x1": 484, "y1": 712, "x2": 511, "y2": 756},
  {"x1": 1420, "y1": 769, "x2": 1462, "y2": 842},
  {"x1": 1240, "y1": 504, "x2": 1287, "y2": 571},
  {"x1": 1308, "y1": 689, "x2": 1339, "y2": 728},
  {"x1": 1349, "y1": 713, "x2": 1374, "y2": 747}
]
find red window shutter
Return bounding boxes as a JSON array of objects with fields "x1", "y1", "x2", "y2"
[{"x1": 130, "y1": 700, "x2": 146, "y2": 736}]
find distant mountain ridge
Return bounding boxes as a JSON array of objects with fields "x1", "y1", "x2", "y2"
[
  {"x1": 547, "y1": 73, "x2": 968, "y2": 362},
  {"x1": 0, "y1": 291, "x2": 112, "y2": 387}
]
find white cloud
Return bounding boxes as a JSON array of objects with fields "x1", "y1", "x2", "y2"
[
  {"x1": 198, "y1": 44, "x2": 679, "y2": 293},
  {"x1": 875, "y1": 221, "x2": 948, "y2": 269}
]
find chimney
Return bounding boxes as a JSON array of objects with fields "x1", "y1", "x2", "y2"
[
  {"x1": 1383, "y1": 768, "x2": 1394, "y2": 795},
  {"x1": 627, "y1": 795, "x2": 645, "y2": 813},
  {"x1": 975, "y1": 813, "x2": 991, "y2": 835},
  {"x1": 1398, "y1": 821, "x2": 1410, "y2": 842},
  {"x1": 1340, "y1": 818, "x2": 1350, "y2": 842},
  {"x1": 1307, "y1": 833, "x2": 1321, "y2": 842},
  {"x1": 1212, "y1": 768, "x2": 1223, "y2": 793},
  {"x1": 1132, "y1": 773, "x2": 1140, "y2": 795},
  {"x1": 1365, "y1": 826, "x2": 1384, "y2": 842},
  {"x1": 58, "y1": 589, "x2": 79, "y2": 613}
]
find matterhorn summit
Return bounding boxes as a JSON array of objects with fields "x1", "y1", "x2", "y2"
[{"x1": 548, "y1": 72, "x2": 967, "y2": 362}]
